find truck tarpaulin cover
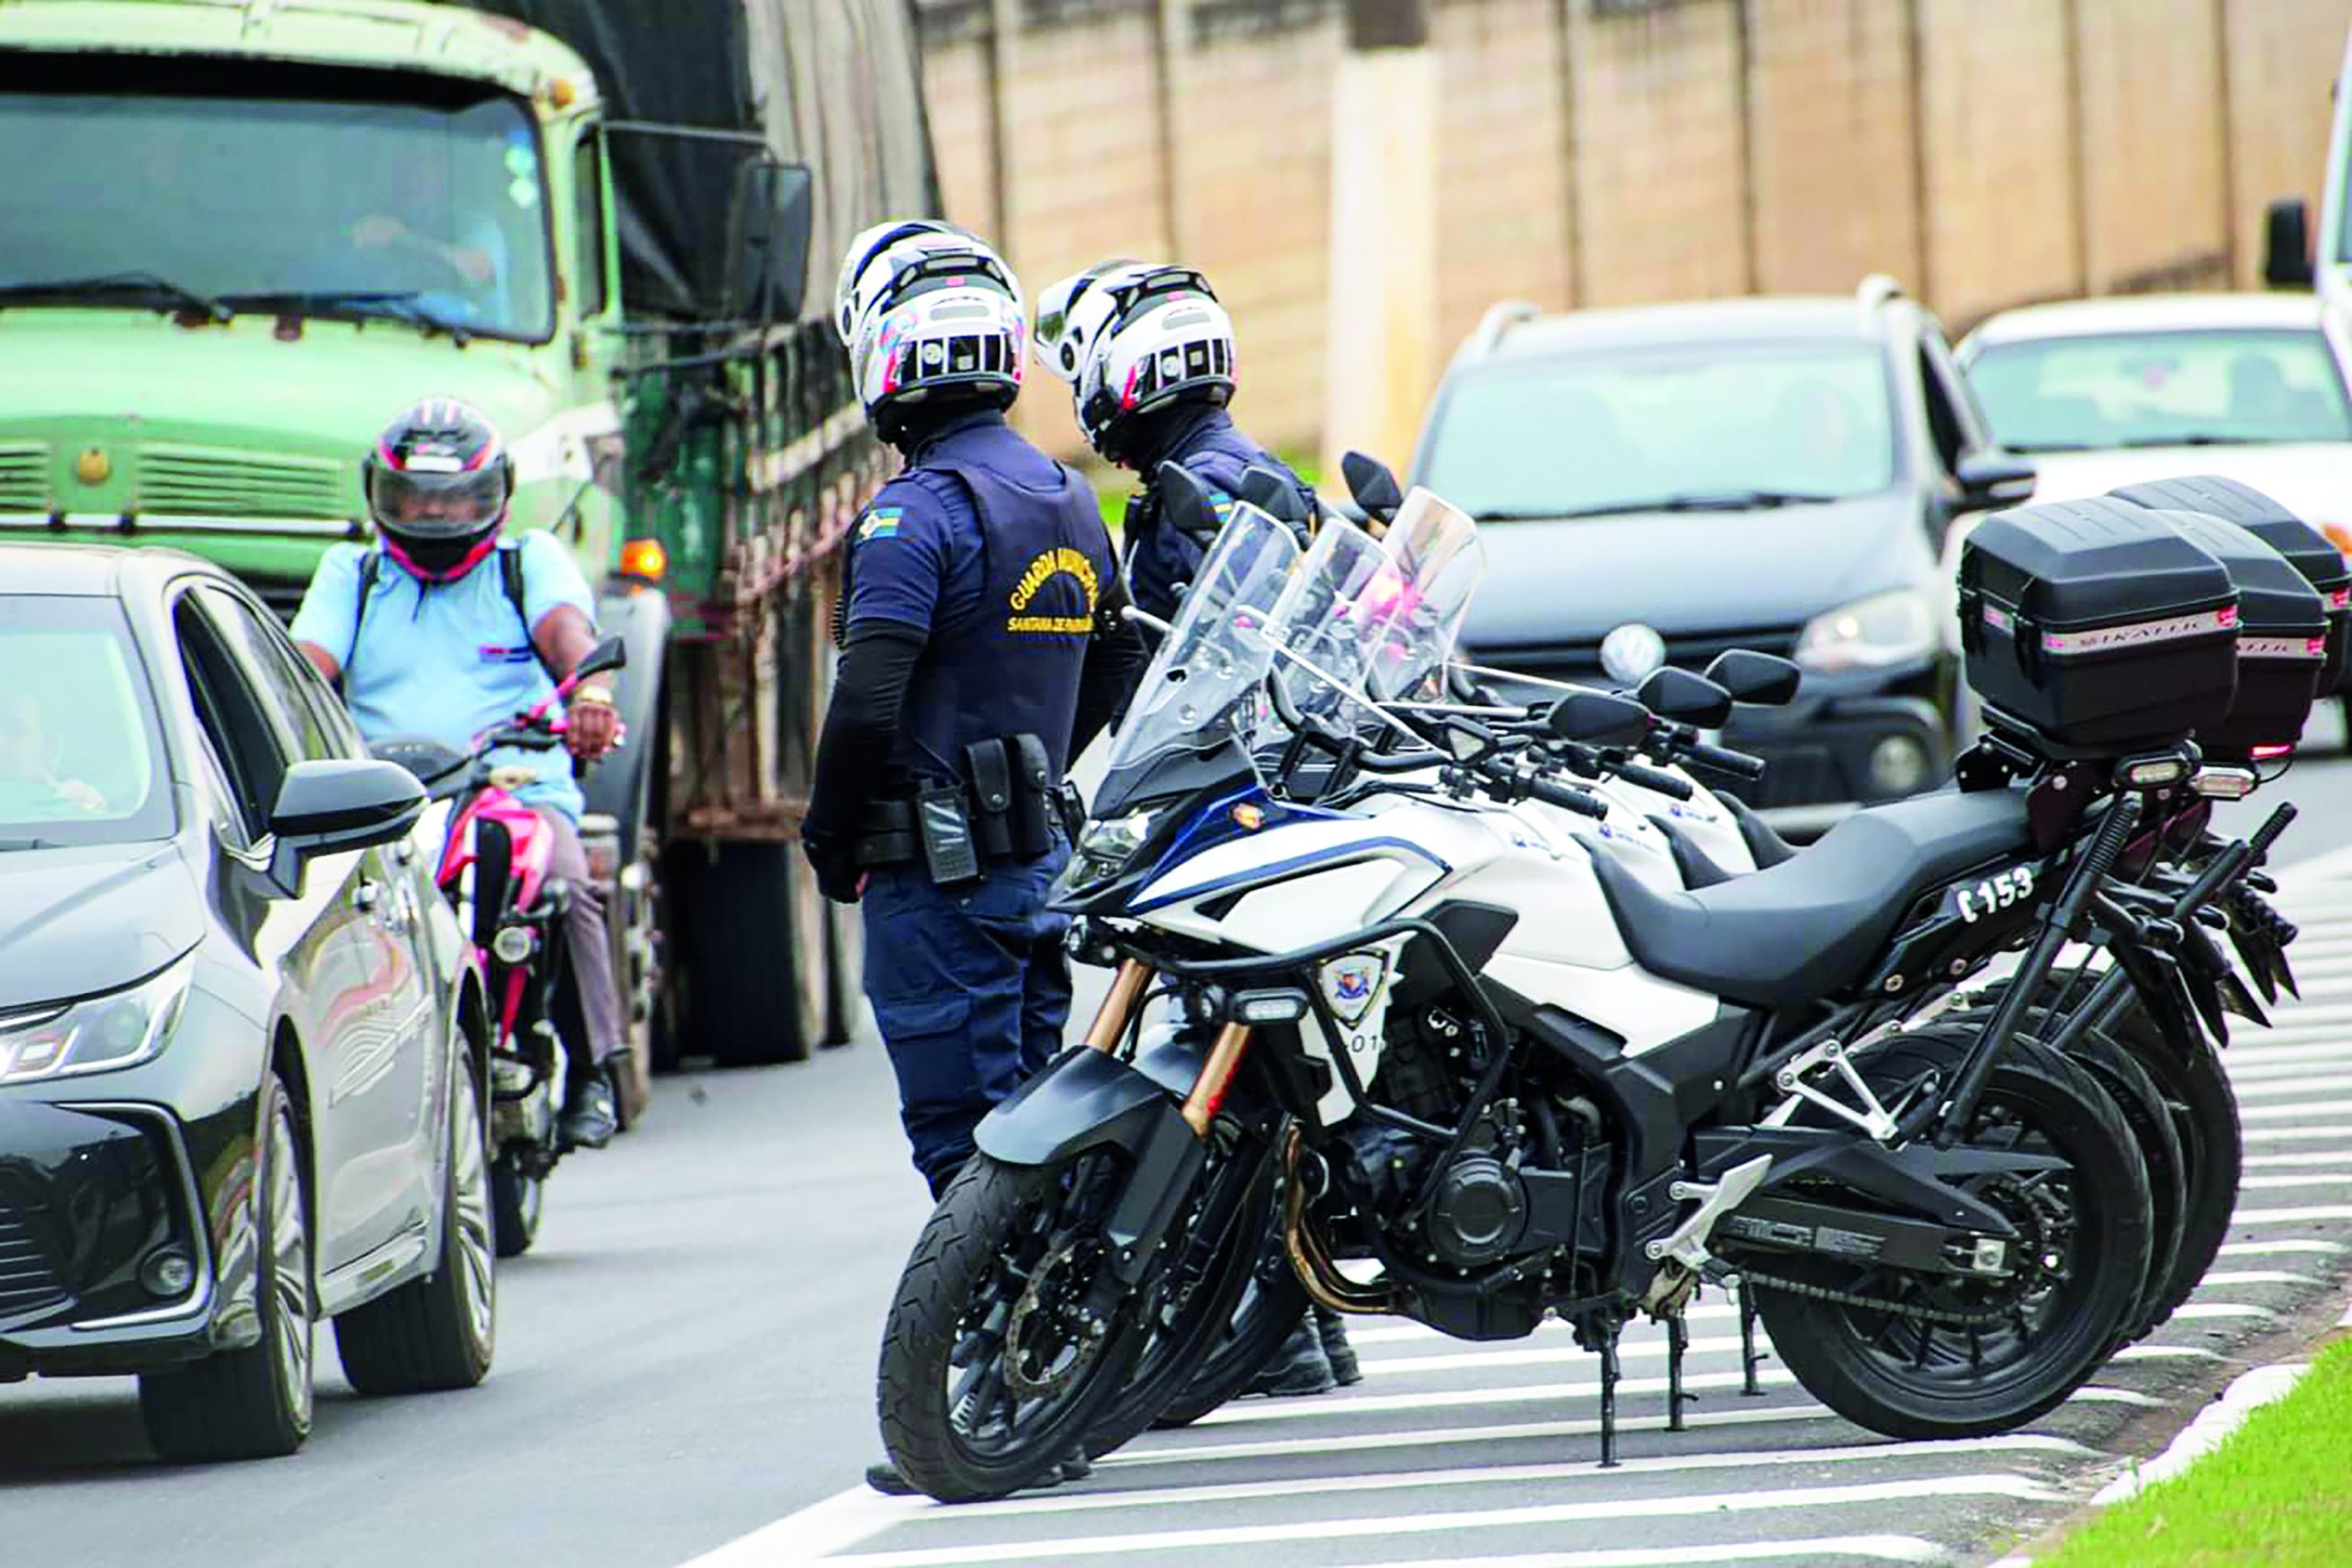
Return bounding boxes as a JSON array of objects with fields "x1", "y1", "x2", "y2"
[{"x1": 470, "y1": 0, "x2": 937, "y2": 322}]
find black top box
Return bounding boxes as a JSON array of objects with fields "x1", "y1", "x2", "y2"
[
  {"x1": 1959, "y1": 496, "x2": 2239, "y2": 755},
  {"x1": 2109, "y1": 475, "x2": 2351, "y2": 694},
  {"x1": 2144, "y1": 512, "x2": 2328, "y2": 755}
]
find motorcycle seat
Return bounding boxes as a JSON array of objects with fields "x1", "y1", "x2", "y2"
[{"x1": 1585, "y1": 788, "x2": 2034, "y2": 1009}]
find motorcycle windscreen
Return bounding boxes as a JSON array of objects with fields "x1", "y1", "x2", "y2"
[
  {"x1": 1263, "y1": 487, "x2": 1486, "y2": 731},
  {"x1": 1095, "y1": 502, "x2": 1302, "y2": 816}
]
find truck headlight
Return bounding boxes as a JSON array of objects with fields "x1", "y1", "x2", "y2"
[
  {"x1": 0, "y1": 955, "x2": 195, "y2": 1086},
  {"x1": 1795, "y1": 589, "x2": 1936, "y2": 673}
]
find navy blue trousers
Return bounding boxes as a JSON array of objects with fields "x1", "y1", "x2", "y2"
[{"x1": 862, "y1": 843, "x2": 1074, "y2": 1196}]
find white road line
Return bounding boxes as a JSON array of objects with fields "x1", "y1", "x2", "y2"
[
  {"x1": 1189, "y1": 1367, "x2": 1804, "y2": 1427},
  {"x1": 2237, "y1": 1124, "x2": 2352, "y2": 1143},
  {"x1": 2233, "y1": 1099, "x2": 2352, "y2": 1122},
  {"x1": 2165, "y1": 1302, "x2": 2275, "y2": 1320},
  {"x1": 1101, "y1": 1404, "x2": 1847, "y2": 1470},
  {"x1": 1363, "y1": 1336, "x2": 1748, "y2": 1377},
  {"x1": 2196, "y1": 1269, "x2": 2323, "y2": 1285},
  {"x1": 2243, "y1": 1149, "x2": 2352, "y2": 1167},
  {"x1": 1348, "y1": 1303, "x2": 1740, "y2": 1347},
  {"x1": 2229, "y1": 1203, "x2": 2352, "y2": 1224},
  {"x1": 820, "y1": 1477, "x2": 2064, "y2": 1566},
  {"x1": 2217, "y1": 1237, "x2": 2347, "y2": 1256},
  {"x1": 2241, "y1": 1171, "x2": 2352, "y2": 1189},
  {"x1": 1333, "y1": 1538, "x2": 1953, "y2": 1568},
  {"x1": 2224, "y1": 1055, "x2": 2352, "y2": 1081},
  {"x1": 2222, "y1": 1076, "x2": 2352, "y2": 1100},
  {"x1": 676, "y1": 1489, "x2": 924, "y2": 1568}
]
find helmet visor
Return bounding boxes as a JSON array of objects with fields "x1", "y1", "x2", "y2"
[{"x1": 367, "y1": 460, "x2": 507, "y2": 540}]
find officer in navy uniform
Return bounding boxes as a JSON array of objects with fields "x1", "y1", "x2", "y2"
[{"x1": 1032, "y1": 260, "x2": 1356, "y2": 1400}]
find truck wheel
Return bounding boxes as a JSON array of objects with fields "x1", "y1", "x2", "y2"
[
  {"x1": 678, "y1": 841, "x2": 825, "y2": 1066},
  {"x1": 823, "y1": 897, "x2": 865, "y2": 1047}
]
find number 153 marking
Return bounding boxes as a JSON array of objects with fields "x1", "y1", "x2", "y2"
[{"x1": 1954, "y1": 865, "x2": 2034, "y2": 923}]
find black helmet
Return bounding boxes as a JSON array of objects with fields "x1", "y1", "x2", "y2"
[{"x1": 362, "y1": 398, "x2": 514, "y2": 580}]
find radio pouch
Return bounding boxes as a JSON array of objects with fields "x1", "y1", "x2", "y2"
[
  {"x1": 1007, "y1": 733, "x2": 1054, "y2": 859},
  {"x1": 917, "y1": 785, "x2": 982, "y2": 886},
  {"x1": 963, "y1": 738, "x2": 1016, "y2": 861}
]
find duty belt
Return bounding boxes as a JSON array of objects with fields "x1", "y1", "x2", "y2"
[{"x1": 852, "y1": 733, "x2": 1083, "y2": 884}]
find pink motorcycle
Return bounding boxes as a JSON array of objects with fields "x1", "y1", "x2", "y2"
[{"x1": 371, "y1": 637, "x2": 628, "y2": 1256}]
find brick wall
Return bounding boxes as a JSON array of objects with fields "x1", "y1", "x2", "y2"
[{"x1": 916, "y1": 0, "x2": 2352, "y2": 456}]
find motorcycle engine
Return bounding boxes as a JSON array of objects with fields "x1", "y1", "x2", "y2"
[{"x1": 1333, "y1": 1101, "x2": 1533, "y2": 1271}]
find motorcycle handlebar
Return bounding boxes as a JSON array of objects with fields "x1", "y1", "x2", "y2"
[
  {"x1": 1609, "y1": 758, "x2": 1696, "y2": 800},
  {"x1": 1679, "y1": 740, "x2": 1768, "y2": 783},
  {"x1": 1522, "y1": 772, "x2": 1611, "y2": 819}
]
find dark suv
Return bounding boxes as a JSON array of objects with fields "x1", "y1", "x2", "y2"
[{"x1": 1411, "y1": 276, "x2": 2035, "y2": 831}]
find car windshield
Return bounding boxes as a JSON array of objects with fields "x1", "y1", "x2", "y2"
[
  {"x1": 0, "y1": 62, "x2": 554, "y2": 342},
  {"x1": 1419, "y1": 340, "x2": 1896, "y2": 519},
  {"x1": 0, "y1": 597, "x2": 173, "y2": 849},
  {"x1": 1966, "y1": 328, "x2": 2352, "y2": 451}
]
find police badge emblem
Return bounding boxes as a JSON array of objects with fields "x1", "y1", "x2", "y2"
[{"x1": 1320, "y1": 952, "x2": 1389, "y2": 1028}]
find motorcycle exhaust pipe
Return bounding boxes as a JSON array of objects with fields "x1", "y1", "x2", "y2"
[{"x1": 1282, "y1": 1125, "x2": 1396, "y2": 1315}]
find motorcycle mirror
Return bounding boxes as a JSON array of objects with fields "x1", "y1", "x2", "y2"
[
  {"x1": 1703, "y1": 649, "x2": 1802, "y2": 707},
  {"x1": 1548, "y1": 688, "x2": 1651, "y2": 748},
  {"x1": 1237, "y1": 463, "x2": 1310, "y2": 529},
  {"x1": 575, "y1": 636, "x2": 628, "y2": 682},
  {"x1": 1443, "y1": 720, "x2": 1497, "y2": 762},
  {"x1": 1340, "y1": 450, "x2": 1404, "y2": 522},
  {"x1": 1636, "y1": 667, "x2": 1734, "y2": 729},
  {"x1": 1155, "y1": 461, "x2": 1226, "y2": 541}
]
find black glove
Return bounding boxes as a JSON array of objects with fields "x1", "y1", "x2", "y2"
[{"x1": 802, "y1": 832, "x2": 863, "y2": 905}]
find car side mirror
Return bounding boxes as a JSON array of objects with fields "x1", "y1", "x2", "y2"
[
  {"x1": 266, "y1": 759, "x2": 426, "y2": 893},
  {"x1": 1954, "y1": 449, "x2": 2038, "y2": 514},
  {"x1": 2265, "y1": 197, "x2": 2316, "y2": 289},
  {"x1": 1704, "y1": 649, "x2": 1803, "y2": 706},
  {"x1": 1154, "y1": 461, "x2": 1226, "y2": 543},
  {"x1": 724, "y1": 159, "x2": 815, "y2": 322},
  {"x1": 1548, "y1": 688, "x2": 1652, "y2": 747},
  {"x1": 574, "y1": 635, "x2": 628, "y2": 682},
  {"x1": 1340, "y1": 451, "x2": 1404, "y2": 523},
  {"x1": 1635, "y1": 668, "x2": 1734, "y2": 729}
]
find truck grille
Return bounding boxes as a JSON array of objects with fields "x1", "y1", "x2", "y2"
[
  {"x1": 1477, "y1": 624, "x2": 1804, "y2": 685},
  {"x1": 0, "y1": 441, "x2": 49, "y2": 514},
  {"x1": 0, "y1": 1203, "x2": 65, "y2": 1322},
  {"x1": 139, "y1": 444, "x2": 351, "y2": 520}
]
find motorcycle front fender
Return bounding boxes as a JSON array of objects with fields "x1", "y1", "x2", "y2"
[{"x1": 977, "y1": 1044, "x2": 1207, "y2": 1284}]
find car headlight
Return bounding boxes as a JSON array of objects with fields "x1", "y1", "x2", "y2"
[
  {"x1": 0, "y1": 955, "x2": 195, "y2": 1086},
  {"x1": 1794, "y1": 589, "x2": 1937, "y2": 673}
]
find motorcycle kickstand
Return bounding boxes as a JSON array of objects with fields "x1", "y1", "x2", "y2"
[
  {"x1": 1666, "y1": 1310, "x2": 1692, "y2": 1432},
  {"x1": 1737, "y1": 1278, "x2": 1765, "y2": 1396},
  {"x1": 1598, "y1": 1321, "x2": 1623, "y2": 1469}
]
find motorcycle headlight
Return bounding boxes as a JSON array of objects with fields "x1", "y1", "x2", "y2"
[
  {"x1": 0, "y1": 955, "x2": 195, "y2": 1086},
  {"x1": 1060, "y1": 807, "x2": 1165, "y2": 894},
  {"x1": 1794, "y1": 589, "x2": 1937, "y2": 674}
]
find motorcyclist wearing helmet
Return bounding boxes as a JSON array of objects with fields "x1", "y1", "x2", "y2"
[
  {"x1": 1033, "y1": 260, "x2": 1354, "y2": 1401},
  {"x1": 1033, "y1": 260, "x2": 1321, "y2": 624},
  {"x1": 291, "y1": 398, "x2": 627, "y2": 1150}
]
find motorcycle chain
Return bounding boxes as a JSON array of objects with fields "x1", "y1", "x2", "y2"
[{"x1": 1731, "y1": 1263, "x2": 2018, "y2": 1327}]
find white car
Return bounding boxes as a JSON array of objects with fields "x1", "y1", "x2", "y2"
[{"x1": 1951, "y1": 291, "x2": 2352, "y2": 724}]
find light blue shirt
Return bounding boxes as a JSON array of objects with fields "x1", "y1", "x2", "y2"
[{"x1": 291, "y1": 533, "x2": 595, "y2": 821}]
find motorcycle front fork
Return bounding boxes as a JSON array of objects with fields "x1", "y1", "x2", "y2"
[{"x1": 1078, "y1": 959, "x2": 1253, "y2": 1135}]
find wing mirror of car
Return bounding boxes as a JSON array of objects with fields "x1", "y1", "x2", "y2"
[
  {"x1": 1548, "y1": 688, "x2": 1652, "y2": 747},
  {"x1": 1704, "y1": 649, "x2": 1804, "y2": 706},
  {"x1": 574, "y1": 635, "x2": 629, "y2": 682},
  {"x1": 1340, "y1": 451, "x2": 1404, "y2": 525},
  {"x1": 724, "y1": 159, "x2": 816, "y2": 322},
  {"x1": 1954, "y1": 449, "x2": 2038, "y2": 514},
  {"x1": 266, "y1": 759, "x2": 428, "y2": 894},
  {"x1": 1635, "y1": 668, "x2": 1735, "y2": 729},
  {"x1": 2265, "y1": 197, "x2": 2316, "y2": 289}
]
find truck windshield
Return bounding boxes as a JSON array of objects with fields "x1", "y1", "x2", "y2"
[{"x1": 0, "y1": 70, "x2": 554, "y2": 343}]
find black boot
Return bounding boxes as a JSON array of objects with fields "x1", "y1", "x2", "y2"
[
  {"x1": 559, "y1": 1065, "x2": 618, "y2": 1151},
  {"x1": 1315, "y1": 1306, "x2": 1361, "y2": 1387},
  {"x1": 1246, "y1": 1316, "x2": 1336, "y2": 1397}
]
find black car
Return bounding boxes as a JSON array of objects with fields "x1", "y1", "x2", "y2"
[
  {"x1": 1411, "y1": 276, "x2": 2036, "y2": 830},
  {"x1": 0, "y1": 544, "x2": 493, "y2": 1461}
]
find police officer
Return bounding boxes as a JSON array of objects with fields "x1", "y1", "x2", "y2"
[
  {"x1": 804, "y1": 220, "x2": 1145, "y2": 1190},
  {"x1": 1033, "y1": 262, "x2": 1356, "y2": 1400}
]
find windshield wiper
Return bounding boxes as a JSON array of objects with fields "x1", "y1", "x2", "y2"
[
  {"x1": 2111, "y1": 434, "x2": 2270, "y2": 448},
  {"x1": 0, "y1": 271, "x2": 230, "y2": 322},
  {"x1": 216, "y1": 289, "x2": 474, "y2": 344},
  {"x1": 1500, "y1": 489, "x2": 1843, "y2": 522}
]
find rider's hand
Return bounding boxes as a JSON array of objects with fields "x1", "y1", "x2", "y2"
[{"x1": 566, "y1": 687, "x2": 620, "y2": 761}]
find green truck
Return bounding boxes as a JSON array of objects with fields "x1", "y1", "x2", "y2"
[{"x1": 0, "y1": 0, "x2": 942, "y2": 1096}]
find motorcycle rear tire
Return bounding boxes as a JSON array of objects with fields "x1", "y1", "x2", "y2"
[
  {"x1": 1753, "y1": 1031, "x2": 2152, "y2": 1440},
  {"x1": 491, "y1": 1151, "x2": 543, "y2": 1259}
]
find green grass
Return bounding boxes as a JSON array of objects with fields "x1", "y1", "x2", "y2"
[{"x1": 2036, "y1": 1334, "x2": 2352, "y2": 1567}]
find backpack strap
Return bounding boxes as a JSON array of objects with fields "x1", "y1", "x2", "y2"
[
  {"x1": 345, "y1": 548, "x2": 385, "y2": 678},
  {"x1": 498, "y1": 540, "x2": 564, "y2": 684}
]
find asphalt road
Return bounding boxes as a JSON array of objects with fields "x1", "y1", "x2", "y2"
[{"x1": 5, "y1": 728, "x2": 2351, "y2": 1568}]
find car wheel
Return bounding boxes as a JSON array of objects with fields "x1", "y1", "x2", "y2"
[
  {"x1": 140, "y1": 1071, "x2": 313, "y2": 1461},
  {"x1": 491, "y1": 1151, "x2": 543, "y2": 1258},
  {"x1": 334, "y1": 1043, "x2": 496, "y2": 1394}
]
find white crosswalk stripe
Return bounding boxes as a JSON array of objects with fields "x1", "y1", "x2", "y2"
[{"x1": 727, "y1": 858, "x2": 2352, "y2": 1567}]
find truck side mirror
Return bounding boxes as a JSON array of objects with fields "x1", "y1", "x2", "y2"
[
  {"x1": 725, "y1": 160, "x2": 815, "y2": 322},
  {"x1": 2265, "y1": 197, "x2": 2316, "y2": 289}
]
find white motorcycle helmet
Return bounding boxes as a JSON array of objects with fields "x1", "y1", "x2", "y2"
[
  {"x1": 834, "y1": 219, "x2": 1025, "y2": 431},
  {"x1": 1034, "y1": 261, "x2": 1237, "y2": 463}
]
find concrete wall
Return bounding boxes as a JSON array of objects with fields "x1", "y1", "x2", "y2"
[{"x1": 915, "y1": 0, "x2": 2352, "y2": 458}]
